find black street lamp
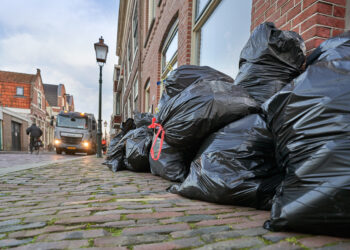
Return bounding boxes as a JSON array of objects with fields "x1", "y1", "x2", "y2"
[{"x1": 94, "y1": 36, "x2": 108, "y2": 158}]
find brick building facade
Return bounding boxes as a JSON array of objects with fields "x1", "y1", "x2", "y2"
[
  {"x1": 0, "y1": 107, "x2": 30, "y2": 151},
  {"x1": 0, "y1": 69, "x2": 74, "y2": 151},
  {"x1": 111, "y1": 0, "x2": 349, "y2": 131},
  {"x1": 251, "y1": 0, "x2": 350, "y2": 52}
]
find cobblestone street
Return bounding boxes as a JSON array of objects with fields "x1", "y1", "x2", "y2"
[{"x1": 0, "y1": 157, "x2": 349, "y2": 249}]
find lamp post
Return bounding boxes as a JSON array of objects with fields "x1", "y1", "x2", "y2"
[
  {"x1": 94, "y1": 36, "x2": 108, "y2": 158},
  {"x1": 104, "y1": 120, "x2": 107, "y2": 141}
]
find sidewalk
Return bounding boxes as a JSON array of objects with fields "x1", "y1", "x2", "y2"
[
  {"x1": 0, "y1": 153, "x2": 89, "y2": 176},
  {"x1": 0, "y1": 157, "x2": 349, "y2": 249}
]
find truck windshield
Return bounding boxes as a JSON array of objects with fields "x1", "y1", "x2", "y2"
[{"x1": 57, "y1": 115, "x2": 87, "y2": 129}]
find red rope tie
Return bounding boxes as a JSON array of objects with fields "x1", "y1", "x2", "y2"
[{"x1": 148, "y1": 117, "x2": 164, "y2": 161}]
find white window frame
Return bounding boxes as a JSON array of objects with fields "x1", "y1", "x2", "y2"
[
  {"x1": 16, "y1": 87, "x2": 24, "y2": 96},
  {"x1": 116, "y1": 92, "x2": 121, "y2": 115},
  {"x1": 133, "y1": 77, "x2": 138, "y2": 112},
  {"x1": 123, "y1": 61, "x2": 128, "y2": 88},
  {"x1": 191, "y1": 0, "x2": 221, "y2": 65},
  {"x1": 161, "y1": 21, "x2": 178, "y2": 75},
  {"x1": 144, "y1": 80, "x2": 151, "y2": 113},
  {"x1": 127, "y1": 36, "x2": 132, "y2": 78},
  {"x1": 148, "y1": 0, "x2": 156, "y2": 29},
  {"x1": 160, "y1": 21, "x2": 179, "y2": 98},
  {"x1": 124, "y1": 102, "x2": 127, "y2": 120},
  {"x1": 132, "y1": 0, "x2": 139, "y2": 59},
  {"x1": 127, "y1": 93, "x2": 132, "y2": 118}
]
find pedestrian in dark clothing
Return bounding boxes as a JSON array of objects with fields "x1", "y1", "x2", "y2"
[{"x1": 26, "y1": 123, "x2": 43, "y2": 153}]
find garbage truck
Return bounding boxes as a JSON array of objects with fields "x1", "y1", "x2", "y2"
[{"x1": 54, "y1": 111, "x2": 97, "y2": 155}]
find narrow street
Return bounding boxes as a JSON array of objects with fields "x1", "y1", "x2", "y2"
[{"x1": 0, "y1": 157, "x2": 349, "y2": 249}]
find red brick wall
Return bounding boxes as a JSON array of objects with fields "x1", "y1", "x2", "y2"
[
  {"x1": 251, "y1": 0, "x2": 347, "y2": 52},
  {"x1": 30, "y1": 72, "x2": 48, "y2": 131},
  {"x1": 140, "y1": 0, "x2": 193, "y2": 112},
  {"x1": 0, "y1": 82, "x2": 31, "y2": 109}
]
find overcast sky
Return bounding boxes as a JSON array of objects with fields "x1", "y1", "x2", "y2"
[{"x1": 0, "y1": 0, "x2": 119, "y2": 130}]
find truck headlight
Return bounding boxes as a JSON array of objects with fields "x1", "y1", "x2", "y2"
[
  {"x1": 83, "y1": 141, "x2": 89, "y2": 147},
  {"x1": 54, "y1": 139, "x2": 61, "y2": 145}
]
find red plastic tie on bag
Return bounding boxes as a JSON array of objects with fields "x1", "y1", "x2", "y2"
[{"x1": 148, "y1": 117, "x2": 164, "y2": 161}]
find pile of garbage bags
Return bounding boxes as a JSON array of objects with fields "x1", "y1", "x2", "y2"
[
  {"x1": 104, "y1": 115, "x2": 153, "y2": 172},
  {"x1": 263, "y1": 32, "x2": 350, "y2": 237},
  {"x1": 151, "y1": 66, "x2": 259, "y2": 182},
  {"x1": 104, "y1": 22, "x2": 350, "y2": 237}
]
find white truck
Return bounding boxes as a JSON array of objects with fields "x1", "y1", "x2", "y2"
[{"x1": 54, "y1": 111, "x2": 97, "y2": 155}]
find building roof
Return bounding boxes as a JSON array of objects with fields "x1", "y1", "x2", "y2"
[
  {"x1": 0, "y1": 70, "x2": 36, "y2": 84},
  {"x1": 43, "y1": 84, "x2": 58, "y2": 106}
]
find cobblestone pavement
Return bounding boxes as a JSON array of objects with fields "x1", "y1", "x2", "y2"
[
  {"x1": 0, "y1": 157, "x2": 349, "y2": 249},
  {"x1": 0, "y1": 153, "x2": 87, "y2": 176}
]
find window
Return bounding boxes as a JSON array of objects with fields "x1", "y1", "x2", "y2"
[
  {"x1": 144, "y1": 80, "x2": 151, "y2": 113},
  {"x1": 37, "y1": 92, "x2": 42, "y2": 109},
  {"x1": 127, "y1": 37, "x2": 132, "y2": 75},
  {"x1": 196, "y1": 0, "x2": 211, "y2": 19},
  {"x1": 161, "y1": 22, "x2": 178, "y2": 73},
  {"x1": 116, "y1": 92, "x2": 121, "y2": 115},
  {"x1": 133, "y1": 78, "x2": 138, "y2": 112},
  {"x1": 16, "y1": 87, "x2": 24, "y2": 96},
  {"x1": 194, "y1": 0, "x2": 252, "y2": 78},
  {"x1": 160, "y1": 21, "x2": 178, "y2": 97},
  {"x1": 124, "y1": 102, "x2": 127, "y2": 120},
  {"x1": 133, "y1": 1, "x2": 138, "y2": 54},
  {"x1": 148, "y1": 0, "x2": 156, "y2": 29},
  {"x1": 123, "y1": 61, "x2": 128, "y2": 85},
  {"x1": 127, "y1": 94, "x2": 132, "y2": 118}
]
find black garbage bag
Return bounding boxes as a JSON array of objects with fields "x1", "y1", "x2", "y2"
[
  {"x1": 104, "y1": 118, "x2": 136, "y2": 172},
  {"x1": 134, "y1": 112, "x2": 153, "y2": 128},
  {"x1": 157, "y1": 80, "x2": 260, "y2": 148},
  {"x1": 262, "y1": 40, "x2": 350, "y2": 236},
  {"x1": 105, "y1": 118, "x2": 136, "y2": 160},
  {"x1": 149, "y1": 133, "x2": 191, "y2": 182},
  {"x1": 164, "y1": 65, "x2": 233, "y2": 98},
  {"x1": 157, "y1": 92, "x2": 170, "y2": 113},
  {"x1": 306, "y1": 31, "x2": 350, "y2": 66},
  {"x1": 169, "y1": 114, "x2": 282, "y2": 210},
  {"x1": 234, "y1": 22, "x2": 305, "y2": 105},
  {"x1": 121, "y1": 118, "x2": 136, "y2": 134},
  {"x1": 104, "y1": 135, "x2": 127, "y2": 172},
  {"x1": 124, "y1": 126, "x2": 153, "y2": 172},
  {"x1": 105, "y1": 132, "x2": 124, "y2": 158}
]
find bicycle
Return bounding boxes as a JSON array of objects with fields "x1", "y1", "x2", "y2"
[{"x1": 31, "y1": 138, "x2": 43, "y2": 155}]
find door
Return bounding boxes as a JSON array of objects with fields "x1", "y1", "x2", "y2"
[{"x1": 11, "y1": 121, "x2": 21, "y2": 151}]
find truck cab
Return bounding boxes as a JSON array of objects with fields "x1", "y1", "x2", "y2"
[{"x1": 54, "y1": 111, "x2": 97, "y2": 155}]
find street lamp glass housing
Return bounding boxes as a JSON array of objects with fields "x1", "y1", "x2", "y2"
[{"x1": 94, "y1": 36, "x2": 108, "y2": 65}]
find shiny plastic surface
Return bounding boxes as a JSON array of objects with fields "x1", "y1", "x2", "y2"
[
  {"x1": 149, "y1": 134, "x2": 189, "y2": 182},
  {"x1": 234, "y1": 22, "x2": 305, "y2": 105},
  {"x1": 170, "y1": 114, "x2": 281, "y2": 210},
  {"x1": 158, "y1": 80, "x2": 260, "y2": 148},
  {"x1": 124, "y1": 127, "x2": 153, "y2": 172},
  {"x1": 164, "y1": 65, "x2": 233, "y2": 97},
  {"x1": 263, "y1": 33, "x2": 350, "y2": 236}
]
